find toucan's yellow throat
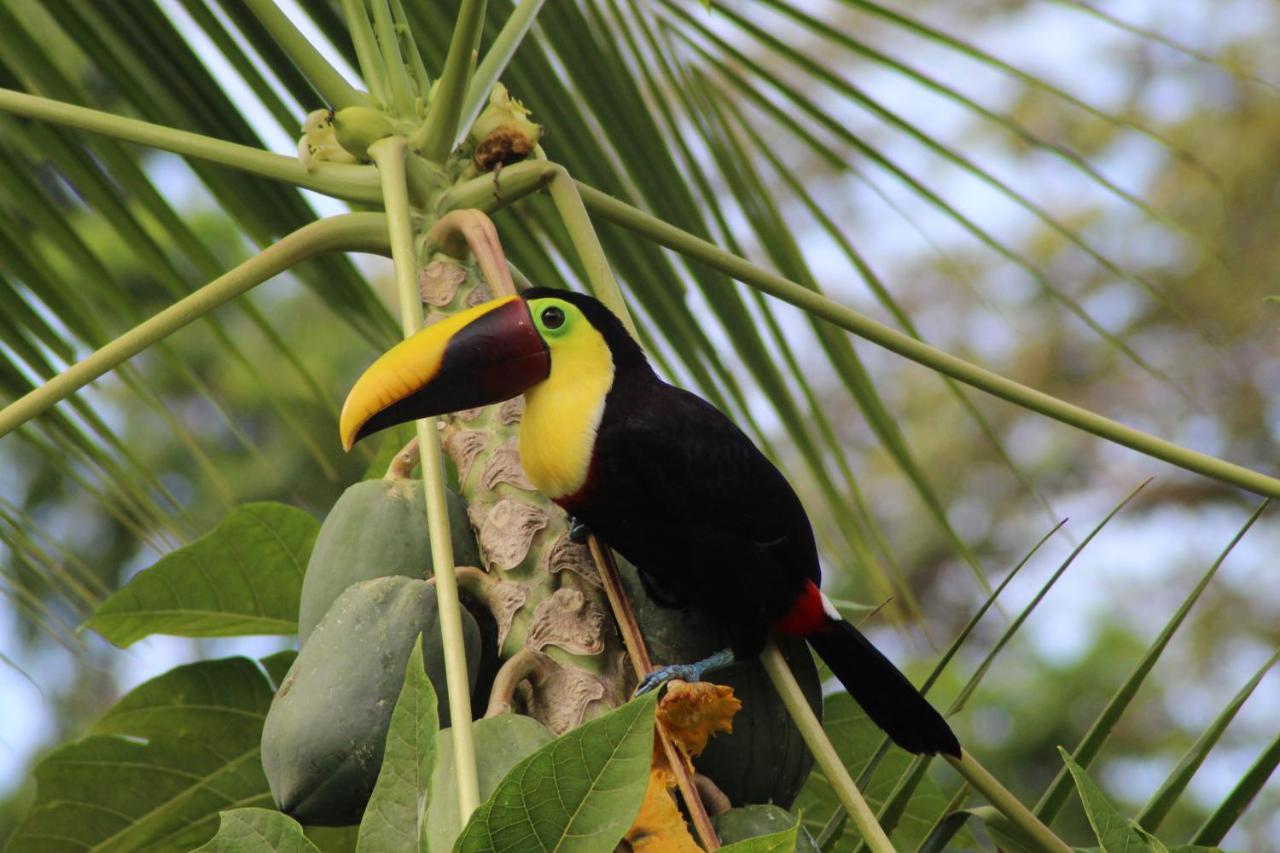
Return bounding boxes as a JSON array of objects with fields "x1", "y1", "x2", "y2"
[{"x1": 339, "y1": 291, "x2": 621, "y2": 500}]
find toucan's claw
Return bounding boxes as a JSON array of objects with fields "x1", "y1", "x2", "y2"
[
  {"x1": 569, "y1": 517, "x2": 591, "y2": 543},
  {"x1": 634, "y1": 648, "x2": 736, "y2": 696}
]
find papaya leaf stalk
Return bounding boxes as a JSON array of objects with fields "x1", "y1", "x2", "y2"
[
  {"x1": 242, "y1": 0, "x2": 368, "y2": 110},
  {"x1": 0, "y1": 213, "x2": 391, "y2": 439},
  {"x1": 418, "y1": 0, "x2": 488, "y2": 161},
  {"x1": 0, "y1": 88, "x2": 383, "y2": 203},
  {"x1": 576, "y1": 182, "x2": 1280, "y2": 501},
  {"x1": 760, "y1": 641, "x2": 895, "y2": 853},
  {"x1": 369, "y1": 135, "x2": 482, "y2": 820}
]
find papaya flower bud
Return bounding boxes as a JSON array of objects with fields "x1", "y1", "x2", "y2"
[
  {"x1": 468, "y1": 82, "x2": 543, "y2": 172},
  {"x1": 297, "y1": 108, "x2": 358, "y2": 171},
  {"x1": 331, "y1": 106, "x2": 398, "y2": 161}
]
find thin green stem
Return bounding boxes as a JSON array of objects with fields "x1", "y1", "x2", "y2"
[
  {"x1": 457, "y1": 0, "x2": 548, "y2": 143},
  {"x1": 368, "y1": 136, "x2": 481, "y2": 821},
  {"x1": 761, "y1": 642, "x2": 895, "y2": 853},
  {"x1": 437, "y1": 158, "x2": 557, "y2": 212},
  {"x1": 418, "y1": 0, "x2": 487, "y2": 161},
  {"x1": 243, "y1": 0, "x2": 368, "y2": 109},
  {"x1": 944, "y1": 753, "x2": 1071, "y2": 853},
  {"x1": 577, "y1": 182, "x2": 1280, "y2": 501},
  {"x1": 0, "y1": 214, "x2": 390, "y2": 439},
  {"x1": 389, "y1": 0, "x2": 431, "y2": 97},
  {"x1": 341, "y1": 0, "x2": 390, "y2": 108},
  {"x1": 544, "y1": 163, "x2": 637, "y2": 336},
  {"x1": 0, "y1": 87, "x2": 383, "y2": 204},
  {"x1": 370, "y1": 0, "x2": 417, "y2": 117}
]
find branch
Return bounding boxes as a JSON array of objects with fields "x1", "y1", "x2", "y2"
[
  {"x1": 0, "y1": 213, "x2": 390, "y2": 439},
  {"x1": 586, "y1": 538, "x2": 722, "y2": 850},
  {"x1": 457, "y1": 0, "x2": 548, "y2": 145},
  {"x1": 340, "y1": 0, "x2": 390, "y2": 108},
  {"x1": 760, "y1": 642, "x2": 895, "y2": 853},
  {"x1": 0, "y1": 88, "x2": 382, "y2": 204},
  {"x1": 944, "y1": 751, "x2": 1072, "y2": 853},
  {"x1": 243, "y1": 0, "x2": 369, "y2": 109},
  {"x1": 418, "y1": 0, "x2": 488, "y2": 161}
]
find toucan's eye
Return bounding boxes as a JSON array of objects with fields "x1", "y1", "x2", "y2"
[{"x1": 540, "y1": 306, "x2": 566, "y2": 330}]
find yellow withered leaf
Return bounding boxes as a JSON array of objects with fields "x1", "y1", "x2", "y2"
[
  {"x1": 657, "y1": 680, "x2": 742, "y2": 760},
  {"x1": 624, "y1": 766, "x2": 702, "y2": 853},
  {"x1": 624, "y1": 682, "x2": 742, "y2": 850}
]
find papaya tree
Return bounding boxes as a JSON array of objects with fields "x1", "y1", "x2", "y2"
[{"x1": 0, "y1": 1, "x2": 1277, "y2": 851}]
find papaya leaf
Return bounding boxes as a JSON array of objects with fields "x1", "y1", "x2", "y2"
[
  {"x1": 714, "y1": 805, "x2": 819, "y2": 852},
  {"x1": 193, "y1": 808, "x2": 320, "y2": 853},
  {"x1": 719, "y1": 821, "x2": 801, "y2": 852},
  {"x1": 452, "y1": 693, "x2": 658, "y2": 853},
  {"x1": 915, "y1": 810, "x2": 973, "y2": 853},
  {"x1": 964, "y1": 807, "x2": 1044, "y2": 853},
  {"x1": 426, "y1": 714, "x2": 555, "y2": 853},
  {"x1": 356, "y1": 636, "x2": 438, "y2": 853},
  {"x1": 792, "y1": 694, "x2": 948, "y2": 850},
  {"x1": 85, "y1": 502, "x2": 317, "y2": 646},
  {"x1": 1059, "y1": 748, "x2": 1169, "y2": 853},
  {"x1": 5, "y1": 657, "x2": 277, "y2": 852}
]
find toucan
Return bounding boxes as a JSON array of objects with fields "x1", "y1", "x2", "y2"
[{"x1": 340, "y1": 288, "x2": 960, "y2": 757}]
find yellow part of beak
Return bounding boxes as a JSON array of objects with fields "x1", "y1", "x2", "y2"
[{"x1": 339, "y1": 296, "x2": 522, "y2": 450}]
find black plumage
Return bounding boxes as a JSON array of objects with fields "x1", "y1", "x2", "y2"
[{"x1": 543, "y1": 290, "x2": 960, "y2": 757}]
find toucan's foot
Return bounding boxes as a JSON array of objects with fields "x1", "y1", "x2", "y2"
[
  {"x1": 568, "y1": 517, "x2": 591, "y2": 543},
  {"x1": 635, "y1": 648, "x2": 736, "y2": 696}
]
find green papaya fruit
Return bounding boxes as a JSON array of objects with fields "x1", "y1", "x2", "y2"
[
  {"x1": 425, "y1": 714, "x2": 555, "y2": 852},
  {"x1": 713, "y1": 805, "x2": 820, "y2": 852},
  {"x1": 297, "y1": 477, "x2": 480, "y2": 645},
  {"x1": 262, "y1": 576, "x2": 480, "y2": 826},
  {"x1": 619, "y1": 560, "x2": 821, "y2": 808}
]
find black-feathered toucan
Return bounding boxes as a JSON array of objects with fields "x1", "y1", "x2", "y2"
[{"x1": 341, "y1": 288, "x2": 960, "y2": 757}]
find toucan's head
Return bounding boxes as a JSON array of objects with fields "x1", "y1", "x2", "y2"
[{"x1": 340, "y1": 288, "x2": 644, "y2": 450}]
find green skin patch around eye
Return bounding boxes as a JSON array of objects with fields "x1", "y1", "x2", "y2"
[{"x1": 529, "y1": 298, "x2": 578, "y2": 338}]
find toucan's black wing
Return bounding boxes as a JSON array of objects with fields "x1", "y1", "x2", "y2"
[{"x1": 579, "y1": 376, "x2": 819, "y2": 645}]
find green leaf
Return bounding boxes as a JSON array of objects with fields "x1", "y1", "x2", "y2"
[
  {"x1": 915, "y1": 810, "x2": 973, "y2": 853},
  {"x1": 356, "y1": 636, "x2": 438, "y2": 853},
  {"x1": 453, "y1": 693, "x2": 657, "y2": 852},
  {"x1": 193, "y1": 808, "x2": 321, "y2": 853},
  {"x1": 1191, "y1": 729, "x2": 1280, "y2": 847},
  {"x1": 965, "y1": 807, "x2": 1044, "y2": 853},
  {"x1": 1037, "y1": 501, "x2": 1269, "y2": 822},
  {"x1": 6, "y1": 656, "x2": 278, "y2": 852},
  {"x1": 719, "y1": 822, "x2": 801, "y2": 852},
  {"x1": 1138, "y1": 649, "x2": 1279, "y2": 832},
  {"x1": 1059, "y1": 748, "x2": 1168, "y2": 853},
  {"x1": 792, "y1": 694, "x2": 949, "y2": 850},
  {"x1": 426, "y1": 714, "x2": 555, "y2": 853},
  {"x1": 85, "y1": 502, "x2": 318, "y2": 646}
]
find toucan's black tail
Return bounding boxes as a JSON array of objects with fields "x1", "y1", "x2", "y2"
[{"x1": 807, "y1": 618, "x2": 961, "y2": 757}]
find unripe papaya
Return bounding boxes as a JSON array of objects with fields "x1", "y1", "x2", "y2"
[
  {"x1": 297, "y1": 477, "x2": 480, "y2": 645},
  {"x1": 425, "y1": 714, "x2": 555, "y2": 852},
  {"x1": 713, "y1": 805, "x2": 820, "y2": 852},
  {"x1": 619, "y1": 561, "x2": 821, "y2": 808},
  {"x1": 331, "y1": 106, "x2": 395, "y2": 160},
  {"x1": 262, "y1": 576, "x2": 480, "y2": 826}
]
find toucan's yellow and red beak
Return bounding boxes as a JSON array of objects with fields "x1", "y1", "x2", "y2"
[{"x1": 340, "y1": 295, "x2": 549, "y2": 450}]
